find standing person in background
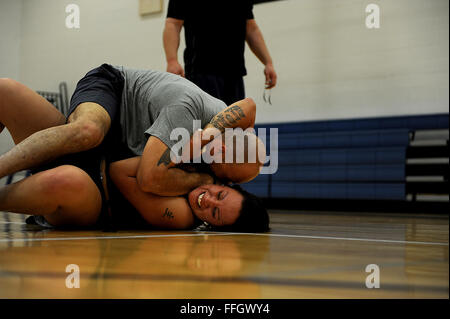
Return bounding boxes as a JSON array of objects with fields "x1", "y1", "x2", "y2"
[{"x1": 163, "y1": 0, "x2": 277, "y2": 106}]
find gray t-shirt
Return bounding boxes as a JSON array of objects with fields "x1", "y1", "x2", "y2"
[{"x1": 113, "y1": 66, "x2": 226, "y2": 155}]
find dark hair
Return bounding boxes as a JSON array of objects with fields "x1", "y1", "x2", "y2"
[{"x1": 196, "y1": 184, "x2": 270, "y2": 233}]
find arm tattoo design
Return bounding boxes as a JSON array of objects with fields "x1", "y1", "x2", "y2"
[
  {"x1": 226, "y1": 105, "x2": 245, "y2": 118},
  {"x1": 225, "y1": 114, "x2": 236, "y2": 124},
  {"x1": 210, "y1": 105, "x2": 246, "y2": 131},
  {"x1": 162, "y1": 208, "x2": 175, "y2": 219},
  {"x1": 210, "y1": 114, "x2": 227, "y2": 131},
  {"x1": 157, "y1": 148, "x2": 172, "y2": 166}
]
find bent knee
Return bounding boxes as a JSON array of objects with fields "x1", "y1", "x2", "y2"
[
  {"x1": 71, "y1": 119, "x2": 106, "y2": 150},
  {"x1": 39, "y1": 165, "x2": 93, "y2": 196},
  {"x1": 39, "y1": 166, "x2": 102, "y2": 226},
  {"x1": 0, "y1": 78, "x2": 18, "y2": 104},
  {"x1": 0, "y1": 78, "x2": 17, "y2": 92}
]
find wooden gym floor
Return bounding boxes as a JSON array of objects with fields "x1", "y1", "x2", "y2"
[{"x1": 0, "y1": 209, "x2": 448, "y2": 299}]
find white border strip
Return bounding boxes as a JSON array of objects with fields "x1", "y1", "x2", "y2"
[{"x1": 0, "y1": 232, "x2": 447, "y2": 246}]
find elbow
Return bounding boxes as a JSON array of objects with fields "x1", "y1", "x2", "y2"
[
  {"x1": 136, "y1": 168, "x2": 157, "y2": 193},
  {"x1": 245, "y1": 20, "x2": 258, "y2": 38},
  {"x1": 246, "y1": 97, "x2": 256, "y2": 109},
  {"x1": 137, "y1": 167, "x2": 170, "y2": 195},
  {"x1": 108, "y1": 162, "x2": 121, "y2": 185},
  {"x1": 172, "y1": 218, "x2": 194, "y2": 230},
  {"x1": 245, "y1": 97, "x2": 256, "y2": 126},
  {"x1": 165, "y1": 18, "x2": 183, "y2": 32},
  {"x1": 137, "y1": 177, "x2": 154, "y2": 194},
  {"x1": 173, "y1": 208, "x2": 195, "y2": 230}
]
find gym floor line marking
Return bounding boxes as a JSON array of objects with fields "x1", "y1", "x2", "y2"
[
  {"x1": 226, "y1": 232, "x2": 449, "y2": 246},
  {"x1": 0, "y1": 232, "x2": 447, "y2": 246}
]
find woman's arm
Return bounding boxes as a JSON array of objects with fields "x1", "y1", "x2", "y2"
[{"x1": 110, "y1": 158, "x2": 195, "y2": 229}]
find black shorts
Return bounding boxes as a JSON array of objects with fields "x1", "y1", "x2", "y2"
[
  {"x1": 68, "y1": 63, "x2": 124, "y2": 120},
  {"x1": 186, "y1": 73, "x2": 245, "y2": 106},
  {"x1": 69, "y1": 63, "x2": 133, "y2": 162}
]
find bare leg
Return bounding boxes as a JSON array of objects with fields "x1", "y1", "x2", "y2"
[
  {"x1": 0, "y1": 165, "x2": 102, "y2": 227},
  {"x1": 0, "y1": 78, "x2": 66, "y2": 143},
  {"x1": 0, "y1": 78, "x2": 111, "y2": 178}
]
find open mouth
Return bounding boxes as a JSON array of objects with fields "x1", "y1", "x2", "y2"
[{"x1": 197, "y1": 192, "x2": 206, "y2": 208}]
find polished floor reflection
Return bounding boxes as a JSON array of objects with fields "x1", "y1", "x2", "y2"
[{"x1": 0, "y1": 210, "x2": 448, "y2": 298}]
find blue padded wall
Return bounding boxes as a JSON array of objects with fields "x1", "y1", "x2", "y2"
[{"x1": 242, "y1": 113, "x2": 448, "y2": 201}]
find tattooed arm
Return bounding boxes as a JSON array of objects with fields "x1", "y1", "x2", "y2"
[
  {"x1": 181, "y1": 98, "x2": 257, "y2": 162},
  {"x1": 203, "y1": 97, "x2": 256, "y2": 144},
  {"x1": 110, "y1": 159, "x2": 195, "y2": 229},
  {"x1": 208, "y1": 97, "x2": 256, "y2": 132},
  {"x1": 136, "y1": 136, "x2": 214, "y2": 196},
  {"x1": 131, "y1": 99, "x2": 255, "y2": 193}
]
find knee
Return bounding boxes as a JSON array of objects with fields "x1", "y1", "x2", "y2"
[
  {"x1": 39, "y1": 166, "x2": 91, "y2": 197},
  {"x1": 39, "y1": 166, "x2": 101, "y2": 227},
  {"x1": 0, "y1": 78, "x2": 22, "y2": 98},
  {"x1": 0, "y1": 78, "x2": 17, "y2": 105},
  {"x1": 0, "y1": 78, "x2": 16, "y2": 92},
  {"x1": 0, "y1": 78, "x2": 24, "y2": 117},
  {"x1": 71, "y1": 120, "x2": 105, "y2": 150}
]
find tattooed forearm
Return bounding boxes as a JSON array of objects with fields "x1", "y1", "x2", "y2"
[
  {"x1": 226, "y1": 105, "x2": 245, "y2": 118},
  {"x1": 157, "y1": 148, "x2": 172, "y2": 166},
  {"x1": 210, "y1": 105, "x2": 246, "y2": 131},
  {"x1": 210, "y1": 114, "x2": 227, "y2": 131},
  {"x1": 225, "y1": 114, "x2": 236, "y2": 124},
  {"x1": 162, "y1": 208, "x2": 174, "y2": 219}
]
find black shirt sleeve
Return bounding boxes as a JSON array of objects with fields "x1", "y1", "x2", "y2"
[
  {"x1": 167, "y1": 0, "x2": 187, "y2": 20},
  {"x1": 246, "y1": 1, "x2": 255, "y2": 20}
]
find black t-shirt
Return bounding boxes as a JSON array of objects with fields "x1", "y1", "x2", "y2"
[{"x1": 167, "y1": 0, "x2": 254, "y2": 76}]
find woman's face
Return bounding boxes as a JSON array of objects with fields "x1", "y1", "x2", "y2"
[{"x1": 188, "y1": 184, "x2": 243, "y2": 227}]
